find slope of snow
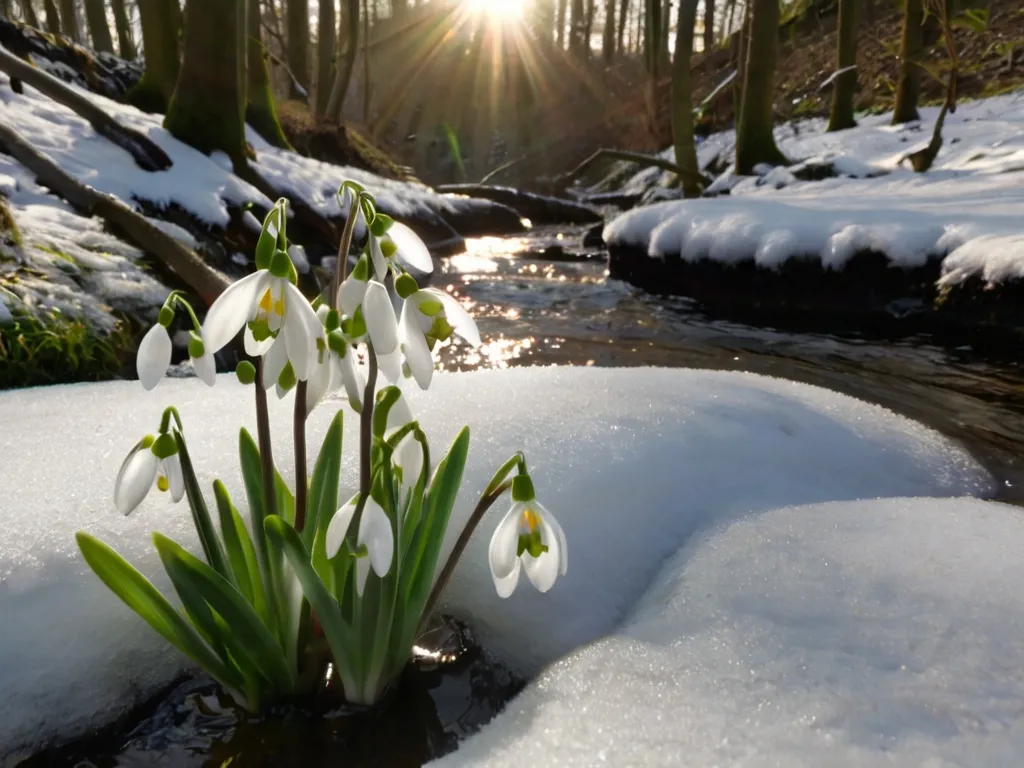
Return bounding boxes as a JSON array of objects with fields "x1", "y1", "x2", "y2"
[
  {"x1": 437, "y1": 497, "x2": 1024, "y2": 768},
  {"x1": 604, "y1": 93, "x2": 1024, "y2": 284},
  {"x1": 0, "y1": 71, "x2": 476, "y2": 231},
  {"x1": 0, "y1": 367, "x2": 991, "y2": 761}
]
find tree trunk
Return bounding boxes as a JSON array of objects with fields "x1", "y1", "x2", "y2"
[
  {"x1": 616, "y1": 0, "x2": 629, "y2": 53},
  {"x1": 556, "y1": 0, "x2": 567, "y2": 49},
  {"x1": 164, "y1": 0, "x2": 248, "y2": 168},
  {"x1": 247, "y1": 0, "x2": 291, "y2": 147},
  {"x1": 0, "y1": 1, "x2": 12, "y2": 20},
  {"x1": 827, "y1": 0, "x2": 860, "y2": 131},
  {"x1": 602, "y1": 0, "x2": 615, "y2": 61},
  {"x1": 57, "y1": 0, "x2": 78, "y2": 41},
  {"x1": 129, "y1": 0, "x2": 182, "y2": 113},
  {"x1": 672, "y1": 0, "x2": 701, "y2": 197},
  {"x1": 0, "y1": 120, "x2": 231, "y2": 305},
  {"x1": 734, "y1": 0, "x2": 787, "y2": 173},
  {"x1": 111, "y1": 0, "x2": 135, "y2": 59},
  {"x1": 569, "y1": 0, "x2": 584, "y2": 54},
  {"x1": 643, "y1": 0, "x2": 661, "y2": 135},
  {"x1": 892, "y1": 0, "x2": 925, "y2": 124},
  {"x1": 287, "y1": 0, "x2": 309, "y2": 99},
  {"x1": 43, "y1": 0, "x2": 60, "y2": 34},
  {"x1": 19, "y1": 0, "x2": 38, "y2": 27},
  {"x1": 315, "y1": 0, "x2": 335, "y2": 116},
  {"x1": 584, "y1": 0, "x2": 596, "y2": 56},
  {"x1": 531, "y1": 0, "x2": 555, "y2": 44},
  {"x1": 0, "y1": 43, "x2": 171, "y2": 169},
  {"x1": 84, "y1": 0, "x2": 114, "y2": 53},
  {"x1": 703, "y1": 0, "x2": 715, "y2": 51},
  {"x1": 660, "y1": 0, "x2": 670, "y2": 68},
  {"x1": 361, "y1": 0, "x2": 369, "y2": 120},
  {"x1": 324, "y1": 0, "x2": 358, "y2": 120}
]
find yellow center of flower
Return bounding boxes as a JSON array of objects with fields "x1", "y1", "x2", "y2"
[
  {"x1": 259, "y1": 288, "x2": 286, "y2": 319},
  {"x1": 157, "y1": 474, "x2": 169, "y2": 493},
  {"x1": 519, "y1": 507, "x2": 541, "y2": 534}
]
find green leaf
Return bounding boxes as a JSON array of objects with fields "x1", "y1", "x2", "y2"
[
  {"x1": 75, "y1": 532, "x2": 242, "y2": 692},
  {"x1": 214, "y1": 480, "x2": 266, "y2": 619},
  {"x1": 174, "y1": 430, "x2": 231, "y2": 580},
  {"x1": 264, "y1": 515, "x2": 359, "y2": 695},
  {"x1": 304, "y1": 411, "x2": 344, "y2": 550},
  {"x1": 154, "y1": 533, "x2": 295, "y2": 694}
]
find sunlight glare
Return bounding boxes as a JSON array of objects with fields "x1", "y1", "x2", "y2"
[{"x1": 463, "y1": 0, "x2": 525, "y2": 21}]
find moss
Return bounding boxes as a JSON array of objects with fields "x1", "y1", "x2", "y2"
[
  {"x1": 0, "y1": 197, "x2": 22, "y2": 247},
  {"x1": 0, "y1": 310, "x2": 129, "y2": 389}
]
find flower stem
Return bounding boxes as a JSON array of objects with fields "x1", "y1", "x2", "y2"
[
  {"x1": 330, "y1": 202, "x2": 360, "y2": 310},
  {"x1": 254, "y1": 357, "x2": 279, "y2": 522},
  {"x1": 293, "y1": 380, "x2": 308, "y2": 533},
  {"x1": 419, "y1": 480, "x2": 512, "y2": 631},
  {"x1": 351, "y1": 347, "x2": 379, "y2": 531}
]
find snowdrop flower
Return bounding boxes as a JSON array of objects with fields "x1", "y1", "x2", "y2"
[
  {"x1": 202, "y1": 254, "x2": 323, "y2": 381},
  {"x1": 362, "y1": 279, "x2": 402, "y2": 383},
  {"x1": 396, "y1": 276, "x2": 481, "y2": 389},
  {"x1": 381, "y1": 390, "x2": 421, "y2": 493},
  {"x1": 386, "y1": 222, "x2": 434, "y2": 274},
  {"x1": 325, "y1": 494, "x2": 395, "y2": 596},
  {"x1": 488, "y1": 475, "x2": 567, "y2": 598},
  {"x1": 114, "y1": 433, "x2": 184, "y2": 516},
  {"x1": 137, "y1": 321, "x2": 172, "y2": 391},
  {"x1": 188, "y1": 330, "x2": 217, "y2": 387}
]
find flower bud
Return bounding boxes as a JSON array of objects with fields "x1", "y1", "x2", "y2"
[
  {"x1": 236, "y1": 360, "x2": 257, "y2": 385},
  {"x1": 187, "y1": 332, "x2": 205, "y2": 359},
  {"x1": 270, "y1": 248, "x2": 292, "y2": 279},
  {"x1": 511, "y1": 474, "x2": 536, "y2": 502},
  {"x1": 395, "y1": 273, "x2": 419, "y2": 299},
  {"x1": 158, "y1": 306, "x2": 174, "y2": 328}
]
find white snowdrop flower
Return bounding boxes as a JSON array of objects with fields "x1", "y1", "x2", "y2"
[
  {"x1": 188, "y1": 329, "x2": 217, "y2": 387},
  {"x1": 362, "y1": 280, "x2": 402, "y2": 383},
  {"x1": 338, "y1": 254, "x2": 370, "y2": 317},
  {"x1": 114, "y1": 434, "x2": 185, "y2": 516},
  {"x1": 324, "y1": 494, "x2": 395, "y2": 596},
  {"x1": 386, "y1": 222, "x2": 434, "y2": 274},
  {"x1": 137, "y1": 322, "x2": 172, "y2": 391},
  {"x1": 369, "y1": 234, "x2": 389, "y2": 281},
  {"x1": 399, "y1": 298, "x2": 434, "y2": 389},
  {"x1": 202, "y1": 264, "x2": 322, "y2": 381},
  {"x1": 488, "y1": 476, "x2": 567, "y2": 598},
  {"x1": 394, "y1": 431, "x2": 423, "y2": 496}
]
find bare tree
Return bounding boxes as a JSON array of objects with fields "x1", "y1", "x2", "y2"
[
  {"x1": 84, "y1": 0, "x2": 114, "y2": 53},
  {"x1": 315, "y1": 0, "x2": 335, "y2": 115},
  {"x1": 827, "y1": 0, "x2": 860, "y2": 130},
  {"x1": 58, "y1": 0, "x2": 79, "y2": 41},
  {"x1": 112, "y1": 0, "x2": 136, "y2": 59},
  {"x1": 287, "y1": 0, "x2": 310, "y2": 98},
  {"x1": 734, "y1": 0, "x2": 787, "y2": 173},
  {"x1": 324, "y1": 0, "x2": 359, "y2": 119},
  {"x1": 672, "y1": 0, "x2": 702, "y2": 196},
  {"x1": 129, "y1": 0, "x2": 182, "y2": 113},
  {"x1": 602, "y1": 0, "x2": 616, "y2": 61}
]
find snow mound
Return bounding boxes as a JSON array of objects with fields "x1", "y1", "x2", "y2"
[
  {"x1": 604, "y1": 94, "x2": 1024, "y2": 281},
  {"x1": 0, "y1": 368, "x2": 991, "y2": 760},
  {"x1": 437, "y1": 497, "x2": 1024, "y2": 767}
]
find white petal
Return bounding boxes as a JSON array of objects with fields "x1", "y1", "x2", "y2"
[
  {"x1": 388, "y1": 222, "x2": 433, "y2": 274},
  {"x1": 325, "y1": 496, "x2": 358, "y2": 559},
  {"x1": 262, "y1": 336, "x2": 288, "y2": 389},
  {"x1": 363, "y1": 281, "x2": 399, "y2": 356},
  {"x1": 522, "y1": 530, "x2": 560, "y2": 594},
  {"x1": 376, "y1": 349, "x2": 403, "y2": 385},
  {"x1": 400, "y1": 300, "x2": 434, "y2": 390},
  {"x1": 355, "y1": 555, "x2": 371, "y2": 597},
  {"x1": 369, "y1": 235, "x2": 388, "y2": 281},
  {"x1": 244, "y1": 324, "x2": 275, "y2": 357},
  {"x1": 540, "y1": 503, "x2": 569, "y2": 576},
  {"x1": 338, "y1": 276, "x2": 367, "y2": 317},
  {"x1": 282, "y1": 280, "x2": 320, "y2": 381},
  {"x1": 305, "y1": 354, "x2": 335, "y2": 416},
  {"x1": 395, "y1": 434, "x2": 423, "y2": 493},
  {"x1": 114, "y1": 443, "x2": 158, "y2": 516},
  {"x1": 493, "y1": 558, "x2": 521, "y2": 599},
  {"x1": 358, "y1": 498, "x2": 394, "y2": 579},
  {"x1": 164, "y1": 453, "x2": 185, "y2": 503},
  {"x1": 338, "y1": 350, "x2": 364, "y2": 409},
  {"x1": 385, "y1": 391, "x2": 414, "y2": 438},
  {"x1": 433, "y1": 289, "x2": 481, "y2": 348},
  {"x1": 488, "y1": 506, "x2": 521, "y2": 582},
  {"x1": 137, "y1": 324, "x2": 172, "y2": 391},
  {"x1": 192, "y1": 349, "x2": 217, "y2": 387},
  {"x1": 202, "y1": 271, "x2": 269, "y2": 354}
]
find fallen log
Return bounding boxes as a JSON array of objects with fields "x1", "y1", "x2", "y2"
[
  {"x1": 0, "y1": 118, "x2": 230, "y2": 305},
  {"x1": 0, "y1": 43, "x2": 171, "y2": 172},
  {"x1": 436, "y1": 184, "x2": 602, "y2": 226},
  {"x1": 545, "y1": 148, "x2": 709, "y2": 196}
]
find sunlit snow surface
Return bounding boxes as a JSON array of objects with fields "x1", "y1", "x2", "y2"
[
  {"x1": 0, "y1": 368, "x2": 996, "y2": 762},
  {"x1": 604, "y1": 93, "x2": 1024, "y2": 285}
]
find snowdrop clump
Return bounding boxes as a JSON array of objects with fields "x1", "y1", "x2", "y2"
[{"x1": 77, "y1": 183, "x2": 566, "y2": 711}]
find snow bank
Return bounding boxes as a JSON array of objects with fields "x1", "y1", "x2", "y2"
[
  {"x1": 438, "y1": 496, "x2": 1024, "y2": 767},
  {"x1": 0, "y1": 367, "x2": 990, "y2": 760},
  {"x1": 0, "y1": 71, "x2": 480, "y2": 232},
  {"x1": 604, "y1": 94, "x2": 1024, "y2": 282}
]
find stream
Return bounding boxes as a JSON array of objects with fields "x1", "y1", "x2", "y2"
[{"x1": 434, "y1": 226, "x2": 1024, "y2": 505}]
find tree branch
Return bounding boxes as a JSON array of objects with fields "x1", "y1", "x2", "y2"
[{"x1": 547, "y1": 148, "x2": 709, "y2": 194}]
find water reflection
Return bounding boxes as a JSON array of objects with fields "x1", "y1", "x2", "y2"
[{"x1": 432, "y1": 227, "x2": 1024, "y2": 503}]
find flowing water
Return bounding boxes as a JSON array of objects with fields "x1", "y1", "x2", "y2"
[{"x1": 434, "y1": 226, "x2": 1024, "y2": 504}]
